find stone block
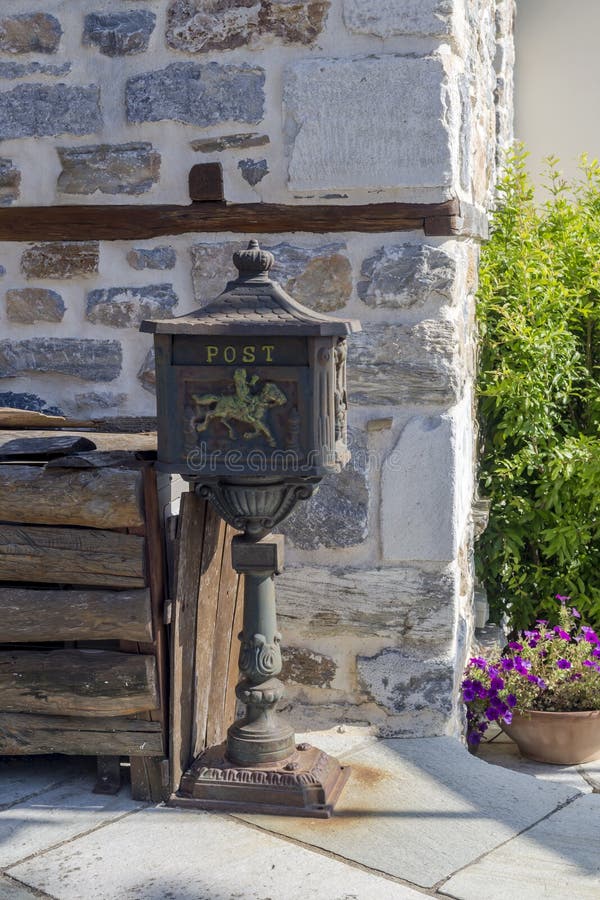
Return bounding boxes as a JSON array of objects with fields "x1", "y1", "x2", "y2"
[
  {"x1": 191, "y1": 132, "x2": 269, "y2": 152},
  {"x1": 0, "y1": 158, "x2": 20, "y2": 207},
  {"x1": 0, "y1": 14, "x2": 61, "y2": 54},
  {"x1": 191, "y1": 240, "x2": 352, "y2": 312},
  {"x1": 6, "y1": 289, "x2": 65, "y2": 324},
  {"x1": 281, "y1": 431, "x2": 368, "y2": 549},
  {"x1": 126, "y1": 246, "x2": 176, "y2": 270},
  {"x1": 74, "y1": 391, "x2": 127, "y2": 412},
  {"x1": 278, "y1": 564, "x2": 456, "y2": 644},
  {"x1": 381, "y1": 409, "x2": 472, "y2": 563},
  {"x1": 357, "y1": 647, "x2": 454, "y2": 724},
  {"x1": 166, "y1": 0, "x2": 329, "y2": 53},
  {"x1": 86, "y1": 284, "x2": 178, "y2": 328},
  {"x1": 238, "y1": 157, "x2": 268, "y2": 186},
  {"x1": 57, "y1": 144, "x2": 160, "y2": 196},
  {"x1": 126, "y1": 63, "x2": 265, "y2": 127},
  {"x1": 358, "y1": 243, "x2": 456, "y2": 309},
  {"x1": 348, "y1": 321, "x2": 464, "y2": 406},
  {"x1": 280, "y1": 646, "x2": 337, "y2": 688},
  {"x1": 0, "y1": 392, "x2": 63, "y2": 416},
  {"x1": 0, "y1": 85, "x2": 102, "y2": 141},
  {"x1": 343, "y1": 0, "x2": 453, "y2": 39},
  {"x1": 137, "y1": 348, "x2": 155, "y2": 394},
  {"x1": 83, "y1": 11, "x2": 156, "y2": 56},
  {"x1": 0, "y1": 339, "x2": 122, "y2": 382},
  {"x1": 0, "y1": 62, "x2": 71, "y2": 79},
  {"x1": 284, "y1": 54, "x2": 455, "y2": 191},
  {"x1": 21, "y1": 242, "x2": 99, "y2": 280}
]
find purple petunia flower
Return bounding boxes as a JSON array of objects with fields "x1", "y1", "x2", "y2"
[
  {"x1": 501, "y1": 658, "x2": 514, "y2": 671},
  {"x1": 555, "y1": 595, "x2": 571, "y2": 603},
  {"x1": 503, "y1": 710, "x2": 513, "y2": 725},
  {"x1": 554, "y1": 626, "x2": 571, "y2": 641},
  {"x1": 592, "y1": 648, "x2": 600, "y2": 658},
  {"x1": 557, "y1": 658, "x2": 571, "y2": 669},
  {"x1": 490, "y1": 674, "x2": 505, "y2": 691},
  {"x1": 582, "y1": 628, "x2": 600, "y2": 645},
  {"x1": 508, "y1": 641, "x2": 523, "y2": 651},
  {"x1": 469, "y1": 656, "x2": 487, "y2": 669},
  {"x1": 467, "y1": 731, "x2": 482, "y2": 746},
  {"x1": 571, "y1": 607, "x2": 581, "y2": 618},
  {"x1": 506, "y1": 693, "x2": 517, "y2": 707},
  {"x1": 536, "y1": 619, "x2": 548, "y2": 625}
]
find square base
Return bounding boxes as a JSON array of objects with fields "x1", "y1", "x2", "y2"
[{"x1": 169, "y1": 742, "x2": 350, "y2": 819}]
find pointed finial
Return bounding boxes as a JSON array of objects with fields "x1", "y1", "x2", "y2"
[{"x1": 233, "y1": 239, "x2": 274, "y2": 277}]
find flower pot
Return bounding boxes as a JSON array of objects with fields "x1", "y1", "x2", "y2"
[{"x1": 501, "y1": 709, "x2": 600, "y2": 765}]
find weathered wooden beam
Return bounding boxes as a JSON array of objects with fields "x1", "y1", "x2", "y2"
[
  {"x1": 0, "y1": 649, "x2": 159, "y2": 716},
  {"x1": 0, "y1": 429, "x2": 157, "y2": 454},
  {"x1": 0, "y1": 523, "x2": 146, "y2": 588},
  {"x1": 0, "y1": 712, "x2": 164, "y2": 755},
  {"x1": 0, "y1": 586, "x2": 153, "y2": 642},
  {"x1": 0, "y1": 465, "x2": 144, "y2": 529},
  {"x1": 0, "y1": 199, "x2": 466, "y2": 240}
]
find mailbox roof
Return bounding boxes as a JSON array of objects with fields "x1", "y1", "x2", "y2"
[{"x1": 140, "y1": 241, "x2": 361, "y2": 337}]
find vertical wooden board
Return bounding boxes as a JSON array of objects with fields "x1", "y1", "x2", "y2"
[
  {"x1": 205, "y1": 524, "x2": 241, "y2": 748},
  {"x1": 191, "y1": 504, "x2": 226, "y2": 759},
  {"x1": 130, "y1": 756, "x2": 168, "y2": 802},
  {"x1": 169, "y1": 492, "x2": 207, "y2": 792},
  {"x1": 142, "y1": 467, "x2": 169, "y2": 729},
  {"x1": 224, "y1": 571, "x2": 244, "y2": 732}
]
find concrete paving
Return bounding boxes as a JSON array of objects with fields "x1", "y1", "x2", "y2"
[{"x1": 0, "y1": 731, "x2": 598, "y2": 900}]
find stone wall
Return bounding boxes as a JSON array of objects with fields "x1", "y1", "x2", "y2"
[{"x1": 0, "y1": 0, "x2": 515, "y2": 737}]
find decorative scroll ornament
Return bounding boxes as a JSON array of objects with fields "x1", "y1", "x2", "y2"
[{"x1": 239, "y1": 631, "x2": 282, "y2": 680}]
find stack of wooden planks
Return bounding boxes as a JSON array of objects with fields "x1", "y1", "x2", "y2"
[
  {"x1": 0, "y1": 414, "x2": 169, "y2": 800},
  {"x1": 0, "y1": 408, "x2": 244, "y2": 801}
]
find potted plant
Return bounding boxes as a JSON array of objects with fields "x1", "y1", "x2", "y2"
[{"x1": 462, "y1": 598, "x2": 600, "y2": 764}]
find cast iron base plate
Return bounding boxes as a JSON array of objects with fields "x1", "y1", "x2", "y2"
[{"x1": 169, "y1": 742, "x2": 350, "y2": 818}]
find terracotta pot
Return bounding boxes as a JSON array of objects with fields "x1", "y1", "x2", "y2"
[{"x1": 501, "y1": 709, "x2": 600, "y2": 765}]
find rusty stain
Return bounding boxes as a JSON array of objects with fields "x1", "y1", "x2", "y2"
[{"x1": 345, "y1": 761, "x2": 386, "y2": 789}]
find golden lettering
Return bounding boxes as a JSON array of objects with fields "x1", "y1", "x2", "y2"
[
  {"x1": 242, "y1": 345, "x2": 256, "y2": 363},
  {"x1": 223, "y1": 346, "x2": 236, "y2": 363},
  {"x1": 206, "y1": 345, "x2": 219, "y2": 363},
  {"x1": 262, "y1": 344, "x2": 275, "y2": 363}
]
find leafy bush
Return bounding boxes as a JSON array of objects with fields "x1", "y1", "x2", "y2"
[{"x1": 476, "y1": 147, "x2": 600, "y2": 630}]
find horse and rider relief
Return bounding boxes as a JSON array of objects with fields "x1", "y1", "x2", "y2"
[{"x1": 189, "y1": 368, "x2": 289, "y2": 449}]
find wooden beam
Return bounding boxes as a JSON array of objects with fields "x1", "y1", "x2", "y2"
[
  {"x1": 0, "y1": 523, "x2": 146, "y2": 588},
  {"x1": 0, "y1": 465, "x2": 144, "y2": 529},
  {"x1": 0, "y1": 649, "x2": 159, "y2": 716},
  {"x1": 0, "y1": 199, "x2": 467, "y2": 240},
  {"x1": 0, "y1": 712, "x2": 164, "y2": 756},
  {"x1": 0, "y1": 586, "x2": 153, "y2": 642}
]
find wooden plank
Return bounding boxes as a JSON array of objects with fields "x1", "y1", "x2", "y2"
[
  {"x1": 0, "y1": 430, "x2": 156, "y2": 453},
  {"x1": 0, "y1": 408, "x2": 70, "y2": 428},
  {"x1": 129, "y1": 757, "x2": 168, "y2": 802},
  {"x1": 93, "y1": 756, "x2": 122, "y2": 795},
  {"x1": 142, "y1": 467, "x2": 169, "y2": 726},
  {"x1": 169, "y1": 492, "x2": 207, "y2": 792},
  {"x1": 0, "y1": 586, "x2": 153, "y2": 642},
  {"x1": 0, "y1": 434, "x2": 96, "y2": 460},
  {"x1": 0, "y1": 649, "x2": 158, "y2": 716},
  {"x1": 0, "y1": 523, "x2": 146, "y2": 587},
  {"x1": 191, "y1": 505, "x2": 227, "y2": 758},
  {"x1": 46, "y1": 451, "x2": 146, "y2": 469},
  {"x1": 224, "y1": 573, "x2": 244, "y2": 730},
  {"x1": 0, "y1": 409, "x2": 156, "y2": 433},
  {"x1": 0, "y1": 712, "x2": 163, "y2": 756},
  {"x1": 189, "y1": 163, "x2": 224, "y2": 202},
  {"x1": 0, "y1": 465, "x2": 144, "y2": 528},
  {"x1": 205, "y1": 523, "x2": 241, "y2": 748},
  {"x1": 0, "y1": 199, "x2": 459, "y2": 241}
]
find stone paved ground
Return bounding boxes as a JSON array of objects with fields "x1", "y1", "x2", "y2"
[{"x1": 0, "y1": 730, "x2": 598, "y2": 900}]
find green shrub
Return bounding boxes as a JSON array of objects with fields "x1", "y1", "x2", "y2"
[{"x1": 476, "y1": 146, "x2": 600, "y2": 630}]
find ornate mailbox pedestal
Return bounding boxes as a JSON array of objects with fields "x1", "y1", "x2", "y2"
[{"x1": 141, "y1": 240, "x2": 360, "y2": 817}]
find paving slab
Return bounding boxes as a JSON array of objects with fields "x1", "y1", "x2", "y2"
[
  {"x1": 0, "y1": 775, "x2": 142, "y2": 867},
  {"x1": 478, "y1": 739, "x2": 596, "y2": 794},
  {"x1": 441, "y1": 793, "x2": 600, "y2": 899},
  {"x1": 235, "y1": 736, "x2": 580, "y2": 888},
  {"x1": 8, "y1": 805, "x2": 426, "y2": 900},
  {"x1": 0, "y1": 757, "x2": 84, "y2": 810},
  {"x1": 0, "y1": 876, "x2": 42, "y2": 899}
]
